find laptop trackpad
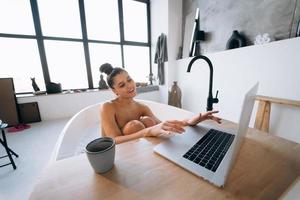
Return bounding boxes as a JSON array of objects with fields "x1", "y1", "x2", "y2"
[{"x1": 154, "y1": 125, "x2": 209, "y2": 162}]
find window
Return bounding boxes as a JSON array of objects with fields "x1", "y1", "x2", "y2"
[
  {"x1": 37, "y1": 0, "x2": 82, "y2": 38},
  {"x1": 89, "y1": 43, "x2": 122, "y2": 88},
  {"x1": 44, "y1": 40, "x2": 88, "y2": 89},
  {"x1": 85, "y1": 0, "x2": 120, "y2": 41},
  {"x1": 0, "y1": 38, "x2": 44, "y2": 93},
  {"x1": 123, "y1": 45, "x2": 150, "y2": 82},
  {"x1": 0, "y1": 0, "x2": 151, "y2": 93},
  {"x1": 0, "y1": 0, "x2": 35, "y2": 35},
  {"x1": 123, "y1": 0, "x2": 148, "y2": 42}
]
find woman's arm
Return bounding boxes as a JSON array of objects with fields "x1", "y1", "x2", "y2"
[
  {"x1": 139, "y1": 102, "x2": 221, "y2": 126},
  {"x1": 113, "y1": 121, "x2": 187, "y2": 144},
  {"x1": 101, "y1": 103, "x2": 185, "y2": 144},
  {"x1": 142, "y1": 104, "x2": 221, "y2": 126},
  {"x1": 113, "y1": 128, "x2": 149, "y2": 144},
  {"x1": 183, "y1": 111, "x2": 222, "y2": 126}
]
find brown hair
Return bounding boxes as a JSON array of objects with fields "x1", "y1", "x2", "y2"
[{"x1": 99, "y1": 63, "x2": 126, "y2": 89}]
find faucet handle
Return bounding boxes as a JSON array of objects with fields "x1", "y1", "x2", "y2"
[{"x1": 213, "y1": 90, "x2": 219, "y2": 103}]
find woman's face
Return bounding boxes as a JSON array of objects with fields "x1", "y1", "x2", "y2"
[{"x1": 112, "y1": 72, "x2": 136, "y2": 98}]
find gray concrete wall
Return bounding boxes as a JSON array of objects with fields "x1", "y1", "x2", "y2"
[{"x1": 182, "y1": 0, "x2": 300, "y2": 56}]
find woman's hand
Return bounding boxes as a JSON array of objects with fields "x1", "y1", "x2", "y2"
[
  {"x1": 145, "y1": 120, "x2": 186, "y2": 137},
  {"x1": 184, "y1": 110, "x2": 222, "y2": 126}
]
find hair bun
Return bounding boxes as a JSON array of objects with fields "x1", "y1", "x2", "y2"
[{"x1": 100, "y1": 63, "x2": 114, "y2": 75}]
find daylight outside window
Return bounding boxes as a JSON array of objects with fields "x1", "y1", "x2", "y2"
[
  {"x1": 89, "y1": 43, "x2": 122, "y2": 88},
  {"x1": 0, "y1": 38, "x2": 45, "y2": 93},
  {"x1": 123, "y1": 0, "x2": 148, "y2": 43},
  {"x1": 85, "y1": 0, "x2": 120, "y2": 41},
  {"x1": 0, "y1": 0, "x2": 151, "y2": 93},
  {"x1": 44, "y1": 40, "x2": 88, "y2": 89},
  {"x1": 37, "y1": 0, "x2": 82, "y2": 38},
  {"x1": 123, "y1": 45, "x2": 150, "y2": 83},
  {"x1": 0, "y1": 0, "x2": 35, "y2": 35}
]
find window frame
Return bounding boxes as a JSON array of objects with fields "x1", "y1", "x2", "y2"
[{"x1": 0, "y1": 0, "x2": 152, "y2": 94}]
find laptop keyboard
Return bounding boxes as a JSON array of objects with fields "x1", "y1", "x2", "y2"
[{"x1": 183, "y1": 129, "x2": 235, "y2": 172}]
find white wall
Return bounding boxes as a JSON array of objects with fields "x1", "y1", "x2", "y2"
[
  {"x1": 151, "y1": 0, "x2": 183, "y2": 104},
  {"x1": 173, "y1": 37, "x2": 300, "y2": 143},
  {"x1": 168, "y1": 0, "x2": 182, "y2": 85},
  {"x1": 154, "y1": 1, "x2": 300, "y2": 143},
  {"x1": 17, "y1": 90, "x2": 160, "y2": 121},
  {"x1": 151, "y1": 0, "x2": 169, "y2": 104}
]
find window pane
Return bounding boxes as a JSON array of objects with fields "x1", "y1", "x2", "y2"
[
  {"x1": 44, "y1": 40, "x2": 88, "y2": 89},
  {"x1": 0, "y1": 0, "x2": 35, "y2": 34},
  {"x1": 38, "y1": 0, "x2": 82, "y2": 38},
  {"x1": 89, "y1": 43, "x2": 122, "y2": 88},
  {"x1": 124, "y1": 46, "x2": 149, "y2": 83},
  {"x1": 0, "y1": 38, "x2": 44, "y2": 93},
  {"x1": 123, "y1": 0, "x2": 148, "y2": 42},
  {"x1": 85, "y1": 0, "x2": 120, "y2": 41}
]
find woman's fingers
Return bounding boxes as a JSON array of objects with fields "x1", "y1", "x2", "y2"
[
  {"x1": 165, "y1": 120, "x2": 186, "y2": 129},
  {"x1": 162, "y1": 124, "x2": 184, "y2": 133},
  {"x1": 162, "y1": 121, "x2": 185, "y2": 133},
  {"x1": 203, "y1": 110, "x2": 219, "y2": 117},
  {"x1": 161, "y1": 129, "x2": 172, "y2": 135},
  {"x1": 157, "y1": 114, "x2": 222, "y2": 136},
  {"x1": 167, "y1": 121, "x2": 186, "y2": 132},
  {"x1": 210, "y1": 116, "x2": 222, "y2": 124}
]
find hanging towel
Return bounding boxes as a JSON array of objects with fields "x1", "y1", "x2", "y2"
[{"x1": 154, "y1": 33, "x2": 168, "y2": 85}]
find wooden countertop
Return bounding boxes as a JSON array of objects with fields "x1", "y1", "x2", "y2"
[{"x1": 30, "y1": 121, "x2": 300, "y2": 200}]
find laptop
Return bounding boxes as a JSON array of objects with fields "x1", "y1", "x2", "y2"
[{"x1": 154, "y1": 83, "x2": 259, "y2": 187}]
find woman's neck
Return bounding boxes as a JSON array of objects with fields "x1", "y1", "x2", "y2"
[{"x1": 115, "y1": 96, "x2": 134, "y2": 105}]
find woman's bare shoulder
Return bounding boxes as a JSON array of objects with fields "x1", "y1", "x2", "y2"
[
  {"x1": 135, "y1": 101, "x2": 151, "y2": 112},
  {"x1": 135, "y1": 100, "x2": 147, "y2": 107},
  {"x1": 101, "y1": 101, "x2": 116, "y2": 112}
]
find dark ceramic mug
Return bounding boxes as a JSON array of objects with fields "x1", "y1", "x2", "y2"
[{"x1": 85, "y1": 137, "x2": 115, "y2": 173}]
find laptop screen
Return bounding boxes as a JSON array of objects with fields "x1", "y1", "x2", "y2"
[{"x1": 234, "y1": 82, "x2": 259, "y2": 150}]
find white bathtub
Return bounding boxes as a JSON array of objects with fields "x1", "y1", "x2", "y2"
[{"x1": 51, "y1": 99, "x2": 194, "y2": 162}]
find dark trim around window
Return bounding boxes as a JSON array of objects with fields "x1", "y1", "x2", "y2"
[
  {"x1": 146, "y1": 0, "x2": 152, "y2": 84},
  {"x1": 30, "y1": 0, "x2": 51, "y2": 85},
  {"x1": 78, "y1": 0, "x2": 93, "y2": 88},
  {"x1": 0, "y1": 0, "x2": 152, "y2": 93},
  {"x1": 118, "y1": 0, "x2": 125, "y2": 68}
]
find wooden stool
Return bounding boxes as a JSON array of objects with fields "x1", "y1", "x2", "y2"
[{"x1": 254, "y1": 95, "x2": 300, "y2": 133}]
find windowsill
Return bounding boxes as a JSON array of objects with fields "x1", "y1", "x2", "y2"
[{"x1": 16, "y1": 85, "x2": 159, "y2": 98}]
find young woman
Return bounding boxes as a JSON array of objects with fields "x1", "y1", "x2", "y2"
[{"x1": 100, "y1": 63, "x2": 221, "y2": 144}]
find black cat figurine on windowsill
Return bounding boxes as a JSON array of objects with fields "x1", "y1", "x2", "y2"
[{"x1": 31, "y1": 77, "x2": 40, "y2": 92}]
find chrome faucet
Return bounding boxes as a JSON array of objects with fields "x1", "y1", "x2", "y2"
[{"x1": 187, "y1": 55, "x2": 219, "y2": 111}]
